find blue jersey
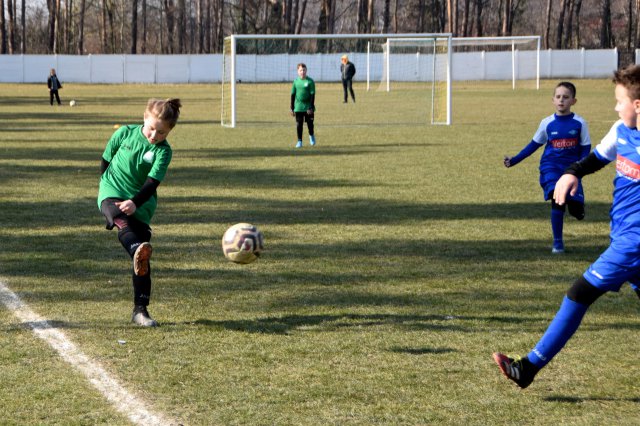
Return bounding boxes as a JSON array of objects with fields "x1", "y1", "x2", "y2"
[
  {"x1": 531, "y1": 113, "x2": 590, "y2": 199},
  {"x1": 533, "y1": 113, "x2": 591, "y2": 177},
  {"x1": 592, "y1": 120, "x2": 640, "y2": 240}
]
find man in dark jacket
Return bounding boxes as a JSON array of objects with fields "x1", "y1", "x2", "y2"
[{"x1": 340, "y1": 55, "x2": 356, "y2": 103}]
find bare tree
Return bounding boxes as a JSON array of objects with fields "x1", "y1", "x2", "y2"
[
  {"x1": 294, "y1": 0, "x2": 307, "y2": 34},
  {"x1": 474, "y1": 0, "x2": 483, "y2": 36},
  {"x1": 600, "y1": 0, "x2": 613, "y2": 48},
  {"x1": 7, "y1": 0, "x2": 15, "y2": 53},
  {"x1": 636, "y1": 0, "x2": 640, "y2": 49},
  {"x1": 555, "y1": 0, "x2": 567, "y2": 48},
  {"x1": 163, "y1": 0, "x2": 176, "y2": 53},
  {"x1": 20, "y1": 0, "x2": 25, "y2": 53},
  {"x1": 141, "y1": 0, "x2": 147, "y2": 53},
  {"x1": 131, "y1": 0, "x2": 138, "y2": 53},
  {"x1": 177, "y1": 0, "x2": 185, "y2": 53},
  {"x1": 0, "y1": 0, "x2": 5, "y2": 54},
  {"x1": 77, "y1": 0, "x2": 86, "y2": 54},
  {"x1": 382, "y1": 0, "x2": 391, "y2": 33},
  {"x1": 461, "y1": 0, "x2": 470, "y2": 36}
]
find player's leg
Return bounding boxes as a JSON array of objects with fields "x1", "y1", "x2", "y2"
[
  {"x1": 567, "y1": 180, "x2": 586, "y2": 220},
  {"x1": 342, "y1": 79, "x2": 348, "y2": 103},
  {"x1": 100, "y1": 199, "x2": 157, "y2": 327},
  {"x1": 550, "y1": 194, "x2": 566, "y2": 253},
  {"x1": 49, "y1": 91, "x2": 54, "y2": 106},
  {"x1": 295, "y1": 112, "x2": 304, "y2": 148},
  {"x1": 348, "y1": 79, "x2": 355, "y2": 102},
  {"x1": 306, "y1": 112, "x2": 315, "y2": 146},
  {"x1": 494, "y1": 242, "x2": 635, "y2": 388},
  {"x1": 54, "y1": 91, "x2": 61, "y2": 105},
  {"x1": 494, "y1": 276, "x2": 604, "y2": 389}
]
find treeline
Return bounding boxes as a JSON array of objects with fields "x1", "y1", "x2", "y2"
[{"x1": 0, "y1": 0, "x2": 637, "y2": 55}]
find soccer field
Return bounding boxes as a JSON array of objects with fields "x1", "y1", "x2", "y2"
[{"x1": 3, "y1": 80, "x2": 640, "y2": 425}]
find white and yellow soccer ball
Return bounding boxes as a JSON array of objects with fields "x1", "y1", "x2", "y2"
[
  {"x1": 222, "y1": 223, "x2": 264, "y2": 264},
  {"x1": 69, "y1": 100, "x2": 76, "y2": 107}
]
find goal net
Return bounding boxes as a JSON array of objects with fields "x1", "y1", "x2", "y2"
[
  {"x1": 221, "y1": 33, "x2": 452, "y2": 128},
  {"x1": 451, "y1": 36, "x2": 541, "y2": 90}
]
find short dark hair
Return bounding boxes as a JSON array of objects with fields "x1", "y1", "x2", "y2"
[
  {"x1": 613, "y1": 64, "x2": 640, "y2": 101},
  {"x1": 297, "y1": 63, "x2": 307, "y2": 70},
  {"x1": 556, "y1": 81, "x2": 576, "y2": 98}
]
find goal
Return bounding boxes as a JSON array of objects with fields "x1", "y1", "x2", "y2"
[
  {"x1": 451, "y1": 36, "x2": 541, "y2": 89},
  {"x1": 221, "y1": 33, "x2": 452, "y2": 128}
]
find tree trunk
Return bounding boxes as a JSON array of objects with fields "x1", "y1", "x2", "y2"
[
  {"x1": 474, "y1": 0, "x2": 483, "y2": 36},
  {"x1": 556, "y1": 0, "x2": 567, "y2": 48},
  {"x1": 543, "y1": 0, "x2": 551, "y2": 49},
  {"x1": 7, "y1": 0, "x2": 15, "y2": 53},
  {"x1": 501, "y1": 0, "x2": 511, "y2": 36},
  {"x1": 77, "y1": 0, "x2": 85, "y2": 54},
  {"x1": 163, "y1": 0, "x2": 176, "y2": 53},
  {"x1": 600, "y1": 0, "x2": 613, "y2": 48},
  {"x1": 461, "y1": 0, "x2": 470, "y2": 36},
  {"x1": 628, "y1": 0, "x2": 633, "y2": 50},
  {"x1": 131, "y1": 0, "x2": 138, "y2": 53},
  {"x1": 563, "y1": 0, "x2": 575, "y2": 48},
  {"x1": 416, "y1": 0, "x2": 425, "y2": 32},
  {"x1": 177, "y1": 0, "x2": 185, "y2": 53},
  {"x1": 141, "y1": 0, "x2": 147, "y2": 53},
  {"x1": 294, "y1": 0, "x2": 307, "y2": 34},
  {"x1": 636, "y1": 0, "x2": 640, "y2": 49},
  {"x1": 20, "y1": 0, "x2": 25, "y2": 53},
  {"x1": 382, "y1": 0, "x2": 390, "y2": 33}
]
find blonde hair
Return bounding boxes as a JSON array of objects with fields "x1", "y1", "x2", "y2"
[
  {"x1": 341, "y1": 55, "x2": 348, "y2": 60},
  {"x1": 145, "y1": 98, "x2": 182, "y2": 128}
]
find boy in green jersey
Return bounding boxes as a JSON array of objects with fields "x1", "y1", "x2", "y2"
[
  {"x1": 98, "y1": 98, "x2": 182, "y2": 327},
  {"x1": 290, "y1": 63, "x2": 316, "y2": 148}
]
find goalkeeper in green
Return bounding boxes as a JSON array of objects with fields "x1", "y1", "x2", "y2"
[{"x1": 290, "y1": 63, "x2": 316, "y2": 148}]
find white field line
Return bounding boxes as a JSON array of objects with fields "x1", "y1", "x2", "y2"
[{"x1": 0, "y1": 280, "x2": 176, "y2": 426}]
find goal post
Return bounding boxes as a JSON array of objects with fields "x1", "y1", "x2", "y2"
[
  {"x1": 221, "y1": 33, "x2": 453, "y2": 128},
  {"x1": 378, "y1": 37, "x2": 453, "y2": 125}
]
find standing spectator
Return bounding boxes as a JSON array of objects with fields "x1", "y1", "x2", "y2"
[
  {"x1": 47, "y1": 68, "x2": 63, "y2": 106},
  {"x1": 340, "y1": 55, "x2": 356, "y2": 104}
]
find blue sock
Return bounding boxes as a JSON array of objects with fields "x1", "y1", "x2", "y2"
[
  {"x1": 551, "y1": 208, "x2": 564, "y2": 246},
  {"x1": 527, "y1": 296, "x2": 588, "y2": 369}
]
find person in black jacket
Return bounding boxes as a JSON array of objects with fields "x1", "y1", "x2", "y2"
[
  {"x1": 47, "y1": 68, "x2": 63, "y2": 106},
  {"x1": 340, "y1": 55, "x2": 356, "y2": 104}
]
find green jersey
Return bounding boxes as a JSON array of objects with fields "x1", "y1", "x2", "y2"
[
  {"x1": 98, "y1": 124, "x2": 172, "y2": 225},
  {"x1": 291, "y1": 77, "x2": 316, "y2": 112}
]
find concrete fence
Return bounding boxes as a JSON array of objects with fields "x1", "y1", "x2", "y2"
[{"x1": 0, "y1": 48, "x2": 620, "y2": 84}]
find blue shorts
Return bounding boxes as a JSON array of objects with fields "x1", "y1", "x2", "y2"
[
  {"x1": 541, "y1": 172, "x2": 584, "y2": 202},
  {"x1": 584, "y1": 237, "x2": 640, "y2": 292}
]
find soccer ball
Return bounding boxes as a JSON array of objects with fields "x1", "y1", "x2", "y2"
[
  {"x1": 222, "y1": 223, "x2": 264, "y2": 264},
  {"x1": 69, "y1": 100, "x2": 76, "y2": 107}
]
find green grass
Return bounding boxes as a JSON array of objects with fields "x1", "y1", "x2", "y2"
[{"x1": 2, "y1": 80, "x2": 640, "y2": 425}]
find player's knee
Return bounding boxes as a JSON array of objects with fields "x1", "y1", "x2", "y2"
[
  {"x1": 566, "y1": 276, "x2": 605, "y2": 306},
  {"x1": 551, "y1": 198, "x2": 566, "y2": 212},
  {"x1": 568, "y1": 201, "x2": 585, "y2": 220}
]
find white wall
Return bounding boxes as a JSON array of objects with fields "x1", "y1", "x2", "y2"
[{"x1": 0, "y1": 49, "x2": 618, "y2": 84}]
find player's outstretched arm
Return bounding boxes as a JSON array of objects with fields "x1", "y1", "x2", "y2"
[{"x1": 553, "y1": 174, "x2": 579, "y2": 206}]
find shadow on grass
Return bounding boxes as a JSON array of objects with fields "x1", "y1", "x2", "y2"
[
  {"x1": 544, "y1": 395, "x2": 640, "y2": 403},
  {"x1": 188, "y1": 313, "x2": 522, "y2": 335},
  {"x1": 390, "y1": 347, "x2": 457, "y2": 355}
]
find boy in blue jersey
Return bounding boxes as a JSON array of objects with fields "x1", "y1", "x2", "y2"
[
  {"x1": 504, "y1": 82, "x2": 591, "y2": 253},
  {"x1": 493, "y1": 64, "x2": 640, "y2": 389}
]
